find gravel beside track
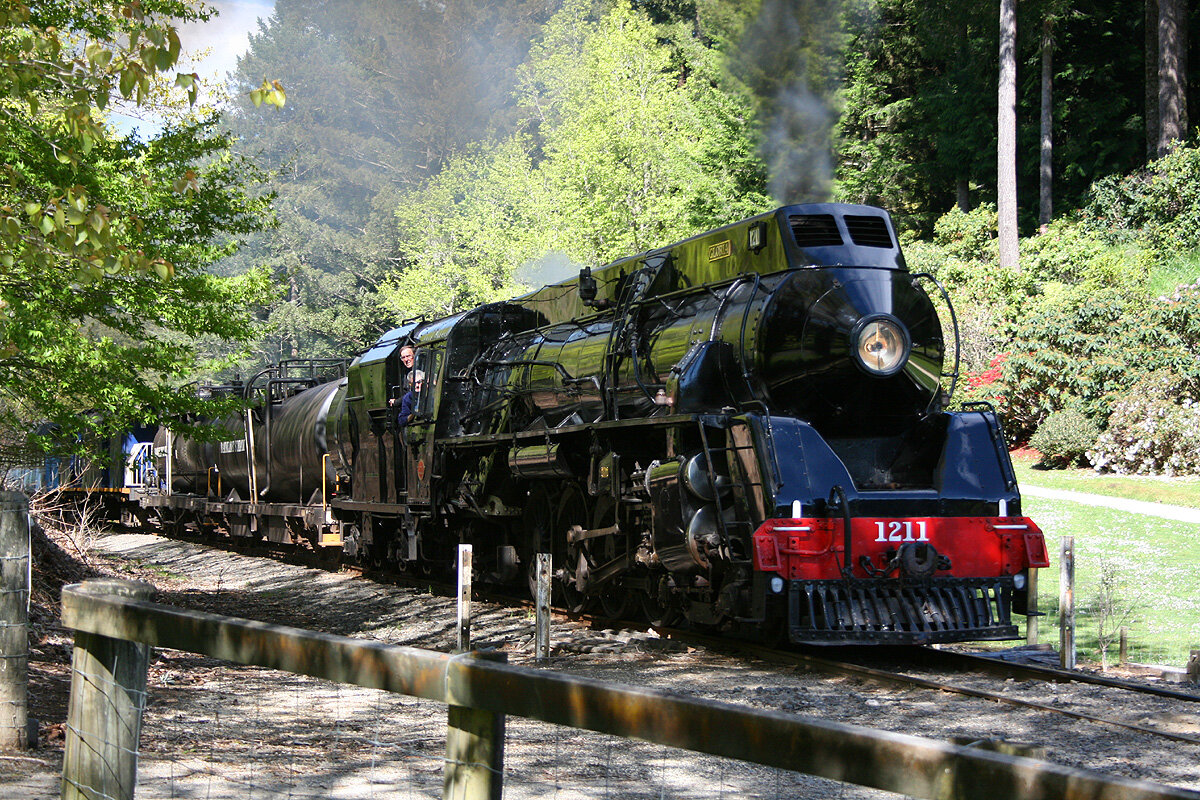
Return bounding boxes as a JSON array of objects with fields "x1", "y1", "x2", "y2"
[{"x1": 6, "y1": 531, "x2": 1200, "y2": 799}]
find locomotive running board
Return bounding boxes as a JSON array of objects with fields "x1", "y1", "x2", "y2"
[{"x1": 787, "y1": 578, "x2": 1018, "y2": 646}]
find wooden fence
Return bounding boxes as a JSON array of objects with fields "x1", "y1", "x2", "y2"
[{"x1": 55, "y1": 578, "x2": 1200, "y2": 800}]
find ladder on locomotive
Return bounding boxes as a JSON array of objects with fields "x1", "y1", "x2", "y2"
[{"x1": 696, "y1": 421, "x2": 763, "y2": 561}]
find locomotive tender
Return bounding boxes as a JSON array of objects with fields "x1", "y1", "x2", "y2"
[{"x1": 132, "y1": 202, "x2": 1049, "y2": 645}]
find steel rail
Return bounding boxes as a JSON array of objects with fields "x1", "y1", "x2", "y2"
[
  {"x1": 654, "y1": 629, "x2": 1200, "y2": 747},
  {"x1": 910, "y1": 646, "x2": 1200, "y2": 703}
]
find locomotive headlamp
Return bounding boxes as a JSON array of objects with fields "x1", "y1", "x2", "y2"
[{"x1": 852, "y1": 316, "x2": 910, "y2": 376}]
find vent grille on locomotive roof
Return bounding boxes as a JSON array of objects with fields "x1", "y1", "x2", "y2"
[
  {"x1": 843, "y1": 214, "x2": 894, "y2": 249},
  {"x1": 789, "y1": 214, "x2": 843, "y2": 247}
]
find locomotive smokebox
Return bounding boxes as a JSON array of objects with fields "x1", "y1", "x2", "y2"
[{"x1": 757, "y1": 268, "x2": 945, "y2": 434}]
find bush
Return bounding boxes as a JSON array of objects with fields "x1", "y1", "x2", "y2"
[
  {"x1": 952, "y1": 352, "x2": 1006, "y2": 410},
  {"x1": 997, "y1": 285, "x2": 1200, "y2": 441},
  {"x1": 1082, "y1": 142, "x2": 1200, "y2": 256},
  {"x1": 932, "y1": 203, "x2": 999, "y2": 263},
  {"x1": 1088, "y1": 375, "x2": 1200, "y2": 475},
  {"x1": 1022, "y1": 221, "x2": 1155, "y2": 291},
  {"x1": 912, "y1": 214, "x2": 1039, "y2": 377},
  {"x1": 1029, "y1": 409, "x2": 1100, "y2": 468}
]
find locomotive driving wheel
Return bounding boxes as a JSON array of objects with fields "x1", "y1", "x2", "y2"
[
  {"x1": 554, "y1": 482, "x2": 593, "y2": 614},
  {"x1": 522, "y1": 483, "x2": 553, "y2": 599},
  {"x1": 640, "y1": 574, "x2": 683, "y2": 628},
  {"x1": 592, "y1": 494, "x2": 635, "y2": 620}
]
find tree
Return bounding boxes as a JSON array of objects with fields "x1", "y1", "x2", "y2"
[
  {"x1": 725, "y1": 0, "x2": 847, "y2": 203},
  {"x1": 998, "y1": 0, "x2": 1019, "y2": 268},
  {"x1": 1091, "y1": 558, "x2": 1139, "y2": 670},
  {"x1": 836, "y1": 0, "x2": 1155, "y2": 234},
  {"x1": 383, "y1": 0, "x2": 773, "y2": 319},
  {"x1": 519, "y1": 0, "x2": 771, "y2": 258},
  {"x1": 1156, "y1": 0, "x2": 1187, "y2": 155},
  {"x1": 217, "y1": 0, "x2": 554, "y2": 364},
  {"x1": 0, "y1": 0, "x2": 277, "y2": 449},
  {"x1": 1039, "y1": 16, "x2": 1054, "y2": 225},
  {"x1": 835, "y1": 0, "x2": 997, "y2": 230},
  {"x1": 1145, "y1": 0, "x2": 1159, "y2": 157}
]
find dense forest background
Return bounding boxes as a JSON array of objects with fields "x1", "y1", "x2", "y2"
[
  {"x1": 1, "y1": 0, "x2": 1198, "y2": 471},
  {"x1": 213, "y1": 0, "x2": 1197, "y2": 362},
  {"x1": 202, "y1": 0, "x2": 1200, "y2": 473}
]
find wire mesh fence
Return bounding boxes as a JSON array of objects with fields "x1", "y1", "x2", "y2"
[
  {"x1": 131, "y1": 657, "x2": 894, "y2": 800},
  {"x1": 56, "y1": 579, "x2": 1200, "y2": 800},
  {"x1": 137, "y1": 666, "x2": 447, "y2": 799}
]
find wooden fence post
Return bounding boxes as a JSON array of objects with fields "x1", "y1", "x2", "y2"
[
  {"x1": 535, "y1": 553, "x2": 551, "y2": 663},
  {"x1": 61, "y1": 579, "x2": 157, "y2": 800},
  {"x1": 1024, "y1": 567, "x2": 1039, "y2": 646},
  {"x1": 444, "y1": 651, "x2": 506, "y2": 800},
  {"x1": 457, "y1": 544, "x2": 472, "y2": 652},
  {"x1": 1059, "y1": 536, "x2": 1075, "y2": 670},
  {"x1": 0, "y1": 492, "x2": 29, "y2": 750}
]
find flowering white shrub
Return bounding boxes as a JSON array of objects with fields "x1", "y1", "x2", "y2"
[{"x1": 1089, "y1": 380, "x2": 1200, "y2": 475}]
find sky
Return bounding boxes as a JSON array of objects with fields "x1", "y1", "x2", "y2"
[
  {"x1": 110, "y1": 0, "x2": 276, "y2": 136},
  {"x1": 178, "y1": 0, "x2": 275, "y2": 82}
]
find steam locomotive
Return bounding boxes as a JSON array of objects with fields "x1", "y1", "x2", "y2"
[{"x1": 115, "y1": 202, "x2": 1049, "y2": 645}]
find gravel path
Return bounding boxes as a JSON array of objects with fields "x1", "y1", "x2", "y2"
[
  {"x1": 6, "y1": 531, "x2": 1200, "y2": 800},
  {"x1": 1021, "y1": 485, "x2": 1200, "y2": 524}
]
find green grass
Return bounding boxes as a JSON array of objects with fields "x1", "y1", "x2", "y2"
[
  {"x1": 1012, "y1": 451, "x2": 1200, "y2": 509},
  {"x1": 1145, "y1": 247, "x2": 1200, "y2": 298},
  {"x1": 1018, "y1": 493, "x2": 1200, "y2": 668}
]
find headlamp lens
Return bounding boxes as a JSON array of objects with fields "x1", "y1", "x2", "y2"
[{"x1": 856, "y1": 318, "x2": 907, "y2": 375}]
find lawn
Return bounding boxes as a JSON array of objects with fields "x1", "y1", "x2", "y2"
[
  {"x1": 1011, "y1": 450, "x2": 1200, "y2": 509},
  {"x1": 1013, "y1": 459, "x2": 1200, "y2": 668}
]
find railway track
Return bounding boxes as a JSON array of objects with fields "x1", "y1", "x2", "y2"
[
  {"x1": 119, "y1": 523, "x2": 1200, "y2": 749},
  {"x1": 909, "y1": 646, "x2": 1200, "y2": 702},
  {"x1": 646, "y1": 626, "x2": 1200, "y2": 747}
]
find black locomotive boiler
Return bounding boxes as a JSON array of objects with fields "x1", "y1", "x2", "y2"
[{"x1": 133, "y1": 203, "x2": 1048, "y2": 645}]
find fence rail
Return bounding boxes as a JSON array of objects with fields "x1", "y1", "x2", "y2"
[{"x1": 59, "y1": 578, "x2": 1200, "y2": 800}]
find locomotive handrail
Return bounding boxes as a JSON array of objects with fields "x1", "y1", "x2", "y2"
[
  {"x1": 910, "y1": 272, "x2": 961, "y2": 409},
  {"x1": 277, "y1": 357, "x2": 349, "y2": 382},
  {"x1": 710, "y1": 275, "x2": 752, "y2": 341},
  {"x1": 601, "y1": 258, "x2": 659, "y2": 418},
  {"x1": 123, "y1": 442, "x2": 155, "y2": 489},
  {"x1": 243, "y1": 365, "x2": 279, "y2": 402},
  {"x1": 475, "y1": 359, "x2": 602, "y2": 395},
  {"x1": 741, "y1": 403, "x2": 782, "y2": 495},
  {"x1": 829, "y1": 485, "x2": 853, "y2": 579},
  {"x1": 624, "y1": 260, "x2": 668, "y2": 408}
]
